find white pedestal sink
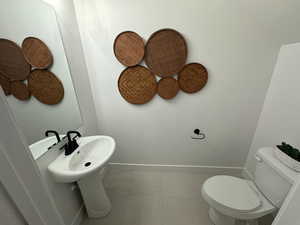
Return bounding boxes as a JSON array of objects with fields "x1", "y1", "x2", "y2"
[{"x1": 48, "y1": 136, "x2": 116, "y2": 218}]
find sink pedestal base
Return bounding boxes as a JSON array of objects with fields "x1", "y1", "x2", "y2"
[{"x1": 77, "y1": 171, "x2": 111, "y2": 218}]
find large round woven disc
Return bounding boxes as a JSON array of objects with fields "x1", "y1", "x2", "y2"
[
  {"x1": 0, "y1": 73, "x2": 11, "y2": 95},
  {"x1": 178, "y1": 63, "x2": 208, "y2": 93},
  {"x1": 118, "y1": 65, "x2": 157, "y2": 104},
  {"x1": 114, "y1": 31, "x2": 145, "y2": 67},
  {"x1": 0, "y1": 39, "x2": 31, "y2": 81},
  {"x1": 28, "y1": 70, "x2": 64, "y2": 105},
  {"x1": 22, "y1": 37, "x2": 53, "y2": 69},
  {"x1": 11, "y1": 81, "x2": 31, "y2": 101},
  {"x1": 145, "y1": 29, "x2": 187, "y2": 77},
  {"x1": 157, "y1": 77, "x2": 179, "y2": 99}
]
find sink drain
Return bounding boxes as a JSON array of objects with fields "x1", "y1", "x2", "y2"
[{"x1": 84, "y1": 162, "x2": 91, "y2": 167}]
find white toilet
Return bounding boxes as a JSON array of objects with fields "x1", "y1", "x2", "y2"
[{"x1": 202, "y1": 147, "x2": 297, "y2": 225}]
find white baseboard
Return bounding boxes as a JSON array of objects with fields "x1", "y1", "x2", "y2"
[
  {"x1": 71, "y1": 204, "x2": 85, "y2": 225},
  {"x1": 108, "y1": 162, "x2": 243, "y2": 175}
]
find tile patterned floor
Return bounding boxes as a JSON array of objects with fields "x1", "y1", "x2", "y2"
[{"x1": 81, "y1": 166, "x2": 273, "y2": 225}]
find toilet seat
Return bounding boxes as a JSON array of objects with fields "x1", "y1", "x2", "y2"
[
  {"x1": 203, "y1": 176, "x2": 261, "y2": 212},
  {"x1": 202, "y1": 175, "x2": 275, "y2": 220}
]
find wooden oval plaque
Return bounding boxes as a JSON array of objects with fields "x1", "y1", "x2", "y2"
[
  {"x1": 145, "y1": 29, "x2": 187, "y2": 77},
  {"x1": 114, "y1": 31, "x2": 145, "y2": 67},
  {"x1": 178, "y1": 63, "x2": 208, "y2": 93},
  {"x1": 0, "y1": 39, "x2": 31, "y2": 81},
  {"x1": 22, "y1": 37, "x2": 53, "y2": 69},
  {"x1": 28, "y1": 70, "x2": 64, "y2": 105},
  {"x1": 11, "y1": 81, "x2": 31, "y2": 101},
  {"x1": 118, "y1": 65, "x2": 157, "y2": 104},
  {"x1": 157, "y1": 77, "x2": 179, "y2": 99}
]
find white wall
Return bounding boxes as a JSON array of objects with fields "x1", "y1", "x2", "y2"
[
  {"x1": 0, "y1": 183, "x2": 26, "y2": 225},
  {"x1": 74, "y1": 0, "x2": 300, "y2": 166},
  {"x1": 272, "y1": 179, "x2": 300, "y2": 225},
  {"x1": 0, "y1": 0, "x2": 82, "y2": 145},
  {"x1": 245, "y1": 43, "x2": 300, "y2": 176}
]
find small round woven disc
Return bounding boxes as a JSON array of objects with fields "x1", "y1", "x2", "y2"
[
  {"x1": 145, "y1": 29, "x2": 187, "y2": 77},
  {"x1": 28, "y1": 70, "x2": 64, "y2": 105},
  {"x1": 0, "y1": 39, "x2": 31, "y2": 81},
  {"x1": 114, "y1": 31, "x2": 145, "y2": 67},
  {"x1": 0, "y1": 73, "x2": 11, "y2": 95},
  {"x1": 118, "y1": 65, "x2": 157, "y2": 104},
  {"x1": 22, "y1": 37, "x2": 53, "y2": 69},
  {"x1": 178, "y1": 63, "x2": 208, "y2": 93},
  {"x1": 11, "y1": 81, "x2": 31, "y2": 101},
  {"x1": 157, "y1": 77, "x2": 179, "y2": 99}
]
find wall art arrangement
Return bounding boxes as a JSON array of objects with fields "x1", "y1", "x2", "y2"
[
  {"x1": 0, "y1": 37, "x2": 64, "y2": 105},
  {"x1": 114, "y1": 28, "x2": 208, "y2": 104}
]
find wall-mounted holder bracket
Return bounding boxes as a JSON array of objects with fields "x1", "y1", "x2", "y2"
[{"x1": 191, "y1": 128, "x2": 206, "y2": 140}]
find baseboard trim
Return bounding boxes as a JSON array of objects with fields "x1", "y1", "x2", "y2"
[
  {"x1": 71, "y1": 204, "x2": 85, "y2": 225},
  {"x1": 108, "y1": 162, "x2": 243, "y2": 174}
]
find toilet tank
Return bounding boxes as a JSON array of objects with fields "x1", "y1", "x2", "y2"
[{"x1": 254, "y1": 147, "x2": 298, "y2": 208}]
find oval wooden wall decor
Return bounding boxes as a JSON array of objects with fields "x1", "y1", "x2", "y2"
[
  {"x1": 28, "y1": 70, "x2": 64, "y2": 105},
  {"x1": 178, "y1": 63, "x2": 208, "y2": 93},
  {"x1": 11, "y1": 81, "x2": 31, "y2": 101},
  {"x1": 145, "y1": 29, "x2": 187, "y2": 77},
  {"x1": 0, "y1": 39, "x2": 31, "y2": 81},
  {"x1": 118, "y1": 65, "x2": 157, "y2": 104},
  {"x1": 157, "y1": 77, "x2": 179, "y2": 99},
  {"x1": 114, "y1": 31, "x2": 145, "y2": 67},
  {"x1": 0, "y1": 73, "x2": 11, "y2": 95},
  {"x1": 22, "y1": 37, "x2": 53, "y2": 69}
]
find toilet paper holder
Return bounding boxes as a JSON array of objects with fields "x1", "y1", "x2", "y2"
[{"x1": 191, "y1": 129, "x2": 206, "y2": 140}]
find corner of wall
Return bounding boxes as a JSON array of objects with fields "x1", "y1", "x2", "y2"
[{"x1": 243, "y1": 45, "x2": 283, "y2": 175}]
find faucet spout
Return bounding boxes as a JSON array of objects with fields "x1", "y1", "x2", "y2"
[{"x1": 45, "y1": 130, "x2": 61, "y2": 143}]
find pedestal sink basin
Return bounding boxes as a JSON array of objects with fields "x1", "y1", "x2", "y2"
[{"x1": 48, "y1": 135, "x2": 116, "y2": 218}]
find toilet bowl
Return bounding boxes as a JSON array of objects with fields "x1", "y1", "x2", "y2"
[
  {"x1": 201, "y1": 147, "x2": 298, "y2": 225},
  {"x1": 202, "y1": 175, "x2": 275, "y2": 225}
]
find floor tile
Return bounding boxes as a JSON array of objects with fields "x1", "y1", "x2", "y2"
[
  {"x1": 161, "y1": 171, "x2": 212, "y2": 202},
  {"x1": 161, "y1": 196, "x2": 211, "y2": 225},
  {"x1": 82, "y1": 167, "x2": 244, "y2": 225},
  {"x1": 104, "y1": 169, "x2": 162, "y2": 197}
]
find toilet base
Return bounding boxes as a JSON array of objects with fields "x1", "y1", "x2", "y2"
[{"x1": 209, "y1": 208, "x2": 258, "y2": 225}]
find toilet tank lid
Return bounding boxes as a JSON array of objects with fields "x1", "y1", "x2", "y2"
[{"x1": 256, "y1": 147, "x2": 298, "y2": 184}]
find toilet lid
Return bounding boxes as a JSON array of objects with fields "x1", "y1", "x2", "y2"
[{"x1": 202, "y1": 176, "x2": 262, "y2": 212}]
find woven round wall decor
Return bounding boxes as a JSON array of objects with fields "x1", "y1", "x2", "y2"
[
  {"x1": 28, "y1": 70, "x2": 64, "y2": 105},
  {"x1": 145, "y1": 29, "x2": 187, "y2": 77},
  {"x1": 0, "y1": 39, "x2": 31, "y2": 81},
  {"x1": 22, "y1": 37, "x2": 53, "y2": 69},
  {"x1": 114, "y1": 31, "x2": 145, "y2": 67},
  {"x1": 118, "y1": 65, "x2": 157, "y2": 104},
  {"x1": 157, "y1": 77, "x2": 179, "y2": 99},
  {"x1": 11, "y1": 81, "x2": 31, "y2": 101},
  {"x1": 0, "y1": 73, "x2": 11, "y2": 96},
  {"x1": 178, "y1": 63, "x2": 208, "y2": 93}
]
